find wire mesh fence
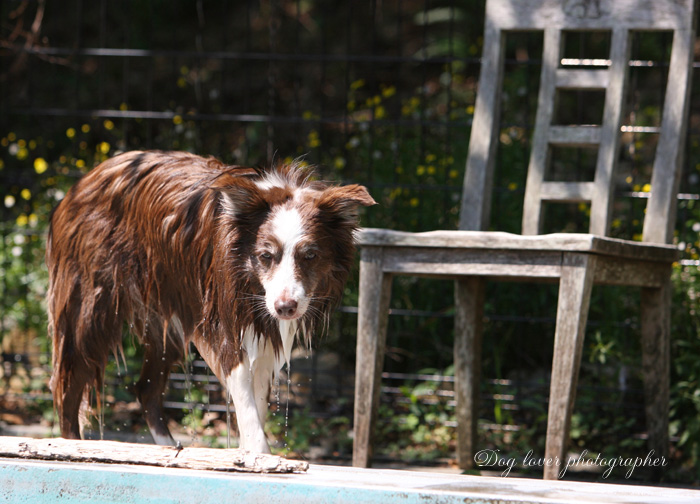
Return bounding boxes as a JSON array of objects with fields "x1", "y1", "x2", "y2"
[{"x1": 2, "y1": 0, "x2": 700, "y2": 474}]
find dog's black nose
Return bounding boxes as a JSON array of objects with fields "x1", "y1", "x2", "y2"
[{"x1": 275, "y1": 299, "x2": 298, "y2": 318}]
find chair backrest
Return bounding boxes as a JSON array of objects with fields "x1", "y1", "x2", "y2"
[{"x1": 459, "y1": 0, "x2": 695, "y2": 244}]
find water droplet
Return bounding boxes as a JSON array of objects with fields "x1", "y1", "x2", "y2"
[{"x1": 226, "y1": 398, "x2": 232, "y2": 449}]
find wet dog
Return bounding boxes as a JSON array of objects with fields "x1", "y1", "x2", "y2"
[{"x1": 46, "y1": 150, "x2": 375, "y2": 451}]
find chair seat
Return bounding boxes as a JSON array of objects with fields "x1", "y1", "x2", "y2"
[
  {"x1": 356, "y1": 228, "x2": 677, "y2": 288},
  {"x1": 357, "y1": 228, "x2": 678, "y2": 262}
]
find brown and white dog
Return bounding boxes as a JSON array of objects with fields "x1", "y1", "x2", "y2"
[{"x1": 46, "y1": 150, "x2": 375, "y2": 452}]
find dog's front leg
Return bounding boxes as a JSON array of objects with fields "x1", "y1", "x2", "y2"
[{"x1": 226, "y1": 363, "x2": 271, "y2": 453}]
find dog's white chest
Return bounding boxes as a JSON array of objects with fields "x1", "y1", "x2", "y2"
[{"x1": 241, "y1": 321, "x2": 297, "y2": 377}]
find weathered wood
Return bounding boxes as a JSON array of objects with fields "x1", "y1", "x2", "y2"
[
  {"x1": 641, "y1": 276, "x2": 672, "y2": 468},
  {"x1": 548, "y1": 126, "x2": 601, "y2": 147},
  {"x1": 539, "y1": 182, "x2": 594, "y2": 202},
  {"x1": 592, "y1": 256, "x2": 670, "y2": 288},
  {"x1": 0, "y1": 437, "x2": 308, "y2": 473},
  {"x1": 487, "y1": 0, "x2": 694, "y2": 30},
  {"x1": 522, "y1": 26, "x2": 560, "y2": 236},
  {"x1": 357, "y1": 229, "x2": 678, "y2": 263},
  {"x1": 358, "y1": 245, "x2": 669, "y2": 288},
  {"x1": 642, "y1": 24, "x2": 695, "y2": 244},
  {"x1": 454, "y1": 278, "x2": 485, "y2": 470},
  {"x1": 353, "y1": 247, "x2": 393, "y2": 468},
  {"x1": 459, "y1": 17, "x2": 505, "y2": 231},
  {"x1": 381, "y1": 247, "x2": 563, "y2": 279},
  {"x1": 544, "y1": 253, "x2": 596, "y2": 480},
  {"x1": 555, "y1": 68, "x2": 609, "y2": 90},
  {"x1": 353, "y1": 0, "x2": 693, "y2": 475},
  {"x1": 588, "y1": 27, "x2": 630, "y2": 237}
]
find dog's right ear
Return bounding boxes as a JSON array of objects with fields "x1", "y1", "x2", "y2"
[{"x1": 216, "y1": 177, "x2": 270, "y2": 222}]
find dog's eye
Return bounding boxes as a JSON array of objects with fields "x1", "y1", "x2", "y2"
[
  {"x1": 303, "y1": 251, "x2": 317, "y2": 260},
  {"x1": 259, "y1": 251, "x2": 273, "y2": 261}
]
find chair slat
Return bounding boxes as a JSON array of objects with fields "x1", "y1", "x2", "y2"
[
  {"x1": 556, "y1": 69, "x2": 610, "y2": 90},
  {"x1": 522, "y1": 27, "x2": 561, "y2": 235},
  {"x1": 549, "y1": 126, "x2": 601, "y2": 146},
  {"x1": 588, "y1": 27, "x2": 631, "y2": 236},
  {"x1": 459, "y1": 21, "x2": 506, "y2": 231},
  {"x1": 487, "y1": 0, "x2": 693, "y2": 30},
  {"x1": 540, "y1": 182, "x2": 595, "y2": 202},
  {"x1": 643, "y1": 26, "x2": 695, "y2": 244}
]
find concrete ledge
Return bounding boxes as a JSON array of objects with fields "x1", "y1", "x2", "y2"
[{"x1": 2, "y1": 458, "x2": 699, "y2": 504}]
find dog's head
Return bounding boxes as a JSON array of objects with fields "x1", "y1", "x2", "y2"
[{"x1": 220, "y1": 163, "x2": 376, "y2": 323}]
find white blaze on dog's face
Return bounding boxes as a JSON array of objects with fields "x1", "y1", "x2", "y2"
[{"x1": 256, "y1": 205, "x2": 316, "y2": 320}]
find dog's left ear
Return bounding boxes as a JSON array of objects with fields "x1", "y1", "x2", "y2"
[{"x1": 317, "y1": 184, "x2": 377, "y2": 221}]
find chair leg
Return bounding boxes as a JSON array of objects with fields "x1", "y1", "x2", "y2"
[
  {"x1": 353, "y1": 247, "x2": 392, "y2": 468},
  {"x1": 544, "y1": 253, "x2": 596, "y2": 480},
  {"x1": 641, "y1": 275, "x2": 671, "y2": 472},
  {"x1": 454, "y1": 277, "x2": 485, "y2": 470}
]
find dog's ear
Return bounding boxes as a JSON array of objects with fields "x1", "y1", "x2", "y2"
[
  {"x1": 217, "y1": 177, "x2": 270, "y2": 221},
  {"x1": 316, "y1": 184, "x2": 376, "y2": 222}
]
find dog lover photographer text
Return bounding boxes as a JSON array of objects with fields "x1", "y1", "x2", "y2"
[{"x1": 474, "y1": 448, "x2": 667, "y2": 479}]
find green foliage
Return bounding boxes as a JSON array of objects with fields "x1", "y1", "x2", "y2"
[
  {"x1": 669, "y1": 264, "x2": 700, "y2": 479},
  {"x1": 267, "y1": 406, "x2": 353, "y2": 458},
  {"x1": 375, "y1": 368, "x2": 456, "y2": 462}
]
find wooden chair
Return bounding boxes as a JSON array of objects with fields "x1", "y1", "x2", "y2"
[{"x1": 352, "y1": 0, "x2": 695, "y2": 480}]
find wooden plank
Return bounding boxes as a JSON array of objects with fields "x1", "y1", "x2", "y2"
[
  {"x1": 453, "y1": 278, "x2": 485, "y2": 471},
  {"x1": 353, "y1": 247, "x2": 393, "y2": 468},
  {"x1": 540, "y1": 181, "x2": 594, "y2": 202},
  {"x1": 522, "y1": 26, "x2": 560, "y2": 235},
  {"x1": 365, "y1": 246, "x2": 668, "y2": 288},
  {"x1": 487, "y1": 0, "x2": 694, "y2": 30},
  {"x1": 642, "y1": 24, "x2": 695, "y2": 244},
  {"x1": 544, "y1": 253, "x2": 596, "y2": 480},
  {"x1": 460, "y1": 17, "x2": 505, "y2": 231},
  {"x1": 381, "y1": 248, "x2": 563, "y2": 279},
  {"x1": 385, "y1": 249, "x2": 675, "y2": 283},
  {"x1": 555, "y1": 68, "x2": 609, "y2": 89},
  {"x1": 548, "y1": 126, "x2": 601, "y2": 146},
  {"x1": 593, "y1": 256, "x2": 670, "y2": 287},
  {"x1": 641, "y1": 277, "x2": 672, "y2": 469},
  {"x1": 356, "y1": 229, "x2": 678, "y2": 263},
  {"x1": 0, "y1": 437, "x2": 308, "y2": 473},
  {"x1": 4, "y1": 458, "x2": 700, "y2": 504},
  {"x1": 588, "y1": 27, "x2": 631, "y2": 236}
]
